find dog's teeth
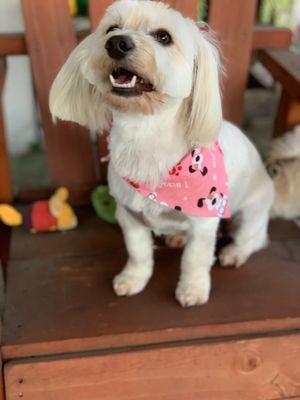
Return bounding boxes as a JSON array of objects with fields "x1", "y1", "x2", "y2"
[
  {"x1": 110, "y1": 75, "x2": 138, "y2": 89},
  {"x1": 131, "y1": 75, "x2": 137, "y2": 87}
]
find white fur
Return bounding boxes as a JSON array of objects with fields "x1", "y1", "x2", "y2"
[
  {"x1": 267, "y1": 126, "x2": 300, "y2": 221},
  {"x1": 49, "y1": 0, "x2": 274, "y2": 307}
]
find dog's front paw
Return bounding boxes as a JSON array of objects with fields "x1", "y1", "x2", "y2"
[
  {"x1": 113, "y1": 270, "x2": 150, "y2": 297},
  {"x1": 219, "y1": 244, "x2": 248, "y2": 268},
  {"x1": 175, "y1": 277, "x2": 211, "y2": 307}
]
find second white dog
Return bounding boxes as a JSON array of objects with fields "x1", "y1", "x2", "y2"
[{"x1": 50, "y1": 0, "x2": 274, "y2": 307}]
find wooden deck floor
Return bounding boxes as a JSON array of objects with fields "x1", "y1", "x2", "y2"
[{"x1": 2, "y1": 209, "x2": 300, "y2": 360}]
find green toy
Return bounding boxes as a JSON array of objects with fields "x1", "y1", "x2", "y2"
[{"x1": 92, "y1": 186, "x2": 117, "y2": 224}]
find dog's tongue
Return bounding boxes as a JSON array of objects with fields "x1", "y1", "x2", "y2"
[{"x1": 114, "y1": 68, "x2": 134, "y2": 84}]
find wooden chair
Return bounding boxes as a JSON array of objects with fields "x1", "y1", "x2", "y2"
[
  {"x1": 0, "y1": 1, "x2": 300, "y2": 399},
  {"x1": 258, "y1": 49, "x2": 300, "y2": 136}
]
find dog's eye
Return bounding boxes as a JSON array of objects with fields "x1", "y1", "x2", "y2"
[
  {"x1": 106, "y1": 25, "x2": 119, "y2": 34},
  {"x1": 268, "y1": 163, "x2": 281, "y2": 177},
  {"x1": 153, "y1": 30, "x2": 172, "y2": 45}
]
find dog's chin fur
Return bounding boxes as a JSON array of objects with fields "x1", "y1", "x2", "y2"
[
  {"x1": 49, "y1": 0, "x2": 274, "y2": 307},
  {"x1": 104, "y1": 91, "x2": 168, "y2": 115}
]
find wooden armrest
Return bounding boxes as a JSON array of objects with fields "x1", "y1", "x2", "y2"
[
  {"x1": 253, "y1": 26, "x2": 292, "y2": 50},
  {"x1": 0, "y1": 30, "x2": 89, "y2": 56},
  {"x1": 258, "y1": 49, "x2": 300, "y2": 100}
]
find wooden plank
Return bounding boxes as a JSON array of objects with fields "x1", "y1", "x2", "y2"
[
  {"x1": 89, "y1": 0, "x2": 115, "y2": 31},
  {"x1": 0, "y1": 57, "x2": 12, "y2": 203},
  {"x1": 5, "y1": 334, "x2": 300, "y2": 400},
  {"x1": 0, "y1": 31, "x2": 90, "y2": 57},
  {"x1": 258, "y1": 50, "x2": 300, "y2": 100},
  {"x1": 0, "y1": 351, "x2": 4, "y2": 400},
  {"x1": 252, "y1": 26, "x2": 292, "y2": 50},
  {"x1": 161, "y1": 0, "x2": 198, "y2": 18},
  {"x1": 209, "y1": 0, "x2": 258, "y2": 124},
  {"x1": 0, "y1": 33, "x2": 27, "y2": 56},
  {"x1": 89, "y1": 0, "x2": 198, "y2": 30},
  {"x1": 89, "y1": 1, "x2": 114, "y2": 183},
  {"x1": 21, "y1": 0, "x2": 96, "y2": 205},
  {"x1": 0, "y1": 226, "x2": 11, "y2": 284},
  {"x1": 2, "y1": 217, "x2": 300, "y2": 360},
  {"x1": 274, "y1": 91, "x2": 300, "y2": 137},
  {"x1": 258, "y1": 49, "x2": 300, "y2": 137},
  {"x1": 10, "y1": 207, "x2": 123, "y2": 261}
]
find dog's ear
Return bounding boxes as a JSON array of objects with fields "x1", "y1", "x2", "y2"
[
  {"x1": 181, "y1": 22, "x2": 223, "y2": 147},
  {"x1": 49, "y1": 35, "x2": 112, "y2": 131}
]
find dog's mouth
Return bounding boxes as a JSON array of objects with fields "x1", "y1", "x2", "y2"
[{"x1": 109, "y1": 67, "x2": 154, "y2": 97}]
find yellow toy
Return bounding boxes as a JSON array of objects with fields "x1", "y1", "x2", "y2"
[
  {"x1": 0, "y1": 188, "x2": 77, "y2": 233},
  {"x1": 68, "y1": 0, "x2": 78, "y2": 15}
]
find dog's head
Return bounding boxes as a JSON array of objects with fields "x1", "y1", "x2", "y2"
[{"x1": 50, "y1": 0, "x2": 222, "y2": 146}]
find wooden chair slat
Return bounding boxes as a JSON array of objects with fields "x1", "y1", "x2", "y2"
[
  {"x1": 258, "y1": 49, "x2": 300, "y2": 136},
  {"x1": 89, "y1": 0, "x2": 115, "y2": 31},
  {"x1": 162, "y1": 0, "x2": 198, "y2": 18},
  {"x1": 209, "y1": 0, "x2": 258, "y2": 124},
  {"x1": 89, "y1": 1, "x2": 115, "y2": 184},
  {"x1": 252, "y1": 26, "x2": 292, "y2": 50},
  {"x1": 5, "y1": 334, "x2": 300, "y2": 400},
  {"x1": 0, "y1": 58, "x2": 12, "y2": 203},
  {"x1": 21, "y1": 0, "x2": 96, "y2": 204}
]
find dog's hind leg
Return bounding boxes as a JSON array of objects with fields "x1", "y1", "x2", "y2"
[
  {"x1": 113, "y1": 205, "x2": 154, "y2": 296},
  {"x1": 219, "y1": 179, "x2": 274, "y2": 268}
]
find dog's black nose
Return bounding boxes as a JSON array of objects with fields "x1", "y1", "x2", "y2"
[{"x1": 105, "y1": 35, "x2": 135, "y2": 60}]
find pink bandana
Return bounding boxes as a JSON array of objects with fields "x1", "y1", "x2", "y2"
[{"x1": 126, "y1": 141, "x2": 230, "y2": 218}]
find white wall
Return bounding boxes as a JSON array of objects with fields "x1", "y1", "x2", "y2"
[{"x1": 0, "y1": 0, "x2": 39, "y2": 155}]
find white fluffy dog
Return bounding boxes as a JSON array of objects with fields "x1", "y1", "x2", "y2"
[
  {"x1": 267, "y1": 126, "x2": 300, "y2": 224},
  {"x1": 50, "y1": 0, "x2": 274, "y2": 307}
]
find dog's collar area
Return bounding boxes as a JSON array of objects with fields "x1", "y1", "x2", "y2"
[
  {"x1": 109, "y1": 67, "x2": 154, "y2": 96},
  {"x1": 124, "y1": 141, "x2": 231, "y2": 219}
]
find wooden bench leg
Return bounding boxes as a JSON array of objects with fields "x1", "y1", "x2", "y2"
[
  {"x1": 0, "y1": 58, "x2": 12, "y2": 204},
  {"x1": 274, "y1": 90, "x2": 300, "y2": 137},
  {"x1": 0, "y1": 224, "x2": 10, "y2": 285},
  {"x1": 0, "y1": 349, "x2": 5, "y2": 400}
]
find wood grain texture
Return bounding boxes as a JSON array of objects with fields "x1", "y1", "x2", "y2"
[
  {"x1": 0, "y1": 57, "x2": 12, "y2": 203},
  {"x1": 0, "y1": 26, "x2": 292, "y2": 57},
  {"x1": 258, "y1": 50, "x2": 300, "y2": 100},
  {"x1": 2, "y1": 214, "x2": 300, "y2": 360},
  {"x1": 89, "y1": 0, "x2": 115, "y2": 31},
  {"x1": 252, "y1": 26, "x2": 292, "y2": 50},
  {"x1": 89, "y1": 1, "x2": 114, "y2": 182},
  {"x1": 21, "y1": 0, "x2": 96, "y2": 204},
  {"x1": 0, "y1": 224, "x2": 11, "y2": 284},
  {"x1": 161, "y1": 0, "x2": 198, "y2": 18},
  {"x1": 0, "y1": 352, "x2": 4, "y2": 400},
  {"x1": 0, "y1": 33, "x2": 27, "y2": 56},
  {"x1": 0, "y1": 31, "x2": 90, "y2": 56},
  {"x1": 209, "y1": 0, "x2": 258, "y2": 124},
  {"x1": 5, "y1": 334, "x2": 300, "y2": 400},
  {"x1": 258, "y1": 49, "x2": 300, "y2": 136},
  {"x1": 274, "y1": 92, "x2": 300, "y2": 137}
]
